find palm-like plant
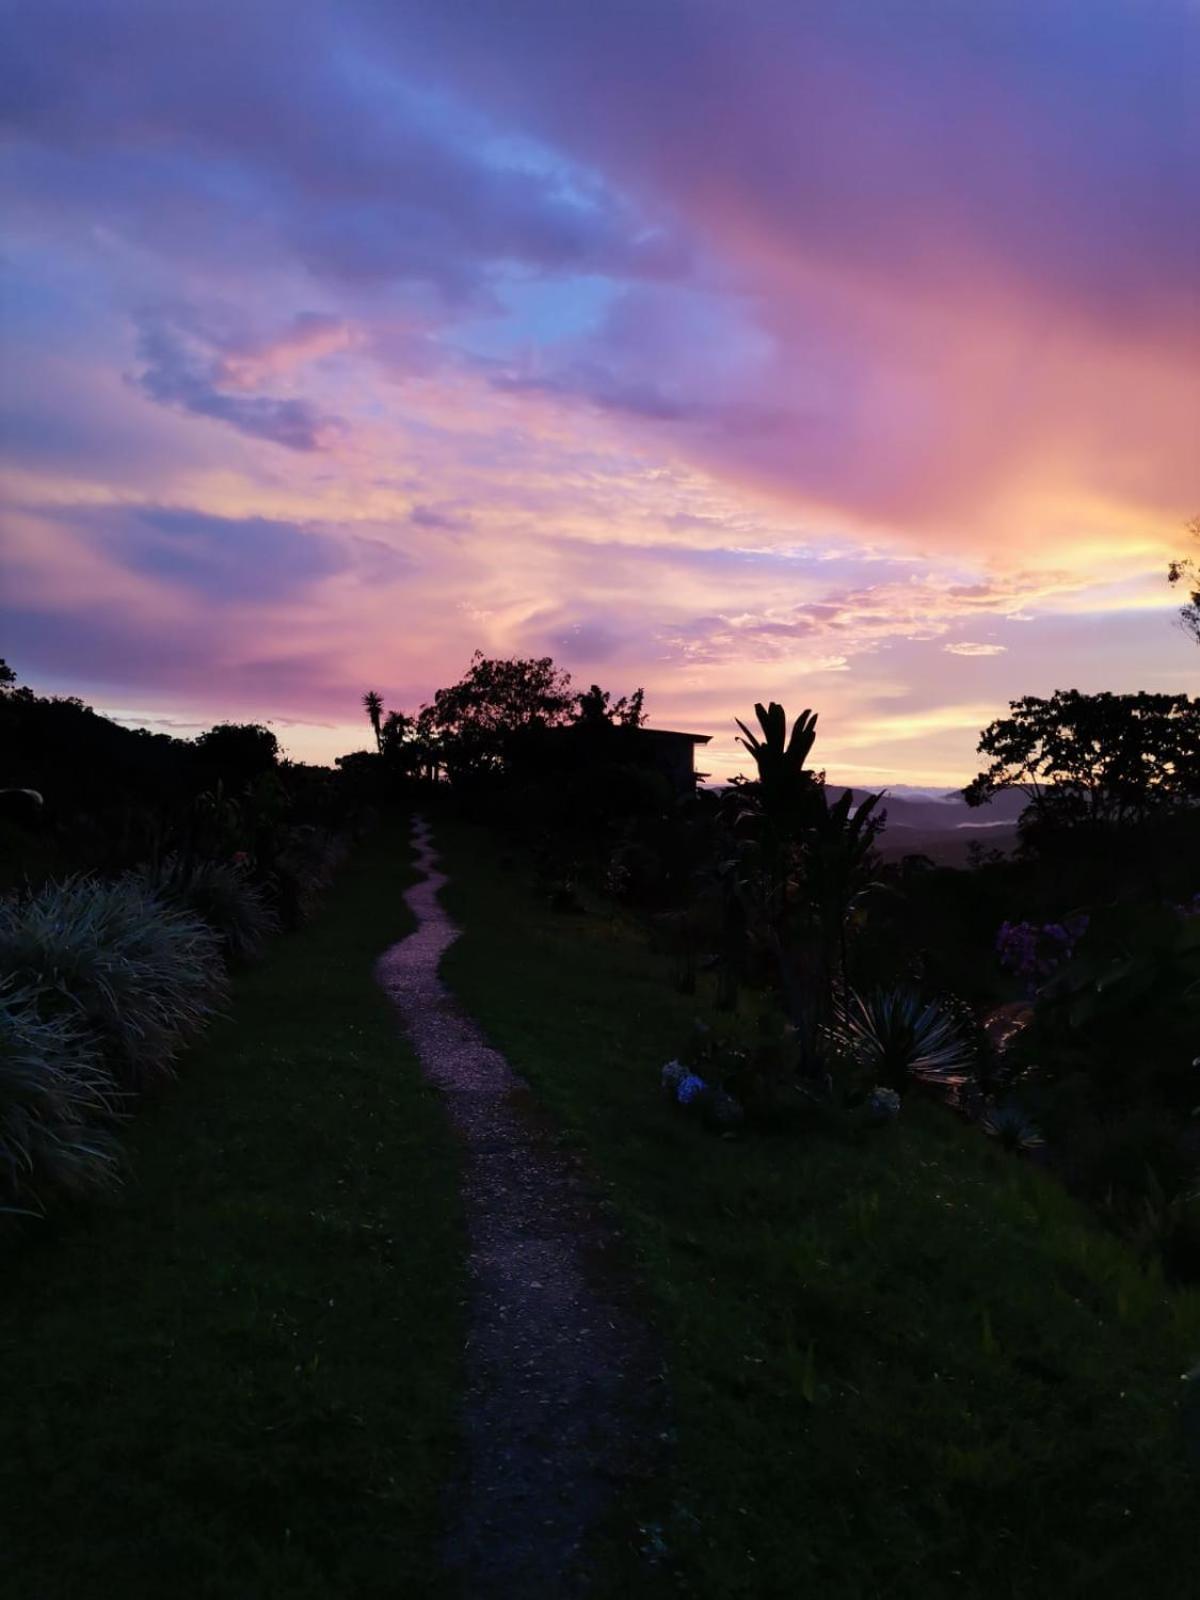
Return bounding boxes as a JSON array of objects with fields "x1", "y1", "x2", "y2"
[
  {"x1": 833, "y1": 987, "x2": 976, "y2": 1094},
  {"x1": 728, "y1": 702, "x2": 823, "y2": 978},
  {"x1": 362, "y1": 690, "x2": 385, "y2": 754},
  {"x1": 735, "y1": 702, "x2": 820, "y2": 829},
  {"x1": 802, "y1": 788, "x2": 886, "y2": 1018}
]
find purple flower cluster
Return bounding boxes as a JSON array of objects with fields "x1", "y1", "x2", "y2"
[{"x1": 995, "y1": 914, "x2": 1089, "y2": 994}]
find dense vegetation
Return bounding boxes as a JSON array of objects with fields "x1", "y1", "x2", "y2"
[
  {"x1": 3, "y1": 637, "x2": 1198, "y2": 1594},
  {"x1": 1, "y1": 660, "x2": 366, "y2": 1221},
  {"x1": 0, "y1": 824, "x2": 464, "y2": 1598},
  {"x1": 439, "y1": 821, "x2": 1200, "y2": 1598},
  {"x1": 360, "y1": 658, "x2": 1200, "y2": 1291}
]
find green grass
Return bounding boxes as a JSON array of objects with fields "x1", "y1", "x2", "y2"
[
  {"x1": 0, "y1": 823, "x2": 464, "y2": 1599},
  {"x1": 438, "y1": 821, "x2": 1200, "y2": 1600}
]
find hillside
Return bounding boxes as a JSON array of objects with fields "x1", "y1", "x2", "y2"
[{"x1": 840, "y1": 786, "x2": 1026, "y2": 864}]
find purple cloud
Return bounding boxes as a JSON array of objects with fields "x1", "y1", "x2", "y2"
[{"x1": 132, "y1": 315, "x2": 345, "y2": 451}]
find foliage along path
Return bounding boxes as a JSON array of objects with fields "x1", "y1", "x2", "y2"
[{"x1": 376, "y1": 818, "x2": 664, "y2": 1596}]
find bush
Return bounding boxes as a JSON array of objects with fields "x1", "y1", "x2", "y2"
[
  {"x1": 140, "y1": 855, "x2": 278, "y2": 966},
  {"x1": 1158, "y1": 1189, "x2": 1200, "y2": 1284},
  {"x1": 0, "y1": 877, "x2": 225, "y2": 1091},
  {"x1": 270, "y1": 827, "x2": 348, "y2": 928},
  {"x1": 1060, "y1": 1106, "x2": 1200, "y2": 1213},
  {"x1": 0, "y1": 980, "x2": 121, "y2": 1216}
]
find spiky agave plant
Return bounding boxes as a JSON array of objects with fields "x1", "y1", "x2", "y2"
[
  {"x1": 980, "y1": 1102, "x2": 1045, "y2": 1154},
  {"x1": 0, "y1": 877, "x2": 226, "y2": 1092},
  {"x1": 0, "y1": 980, "x2": 122, "y2": 1216},
  {"x1": 833, "y1": 987, "x2": 976, "y2": 1094},
  {"x1": 140, "y1": 855, "x2": 279, "y2": 967}
]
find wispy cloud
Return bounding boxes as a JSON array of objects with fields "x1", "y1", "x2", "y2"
[{"x1": 132, "y1": 313, "x2": 346, "y2": 452}]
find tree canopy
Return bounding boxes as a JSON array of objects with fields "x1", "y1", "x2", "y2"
[
  {"x1": 574, "y1": 683, "x2": 646, "y2": 730},
  {"x1": 193, "y1": 722, "x2": 280, "y2": 789},
  {"x1": 964, "y1": 689, "x2": 1200, "y2": 832},
  {"x1": 423, "y1": 652, "x2": 576, "y2": 778}
]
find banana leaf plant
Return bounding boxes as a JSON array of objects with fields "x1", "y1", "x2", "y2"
[{"x1": 734, "y1": 702, "x2": 821, "y2": 837}]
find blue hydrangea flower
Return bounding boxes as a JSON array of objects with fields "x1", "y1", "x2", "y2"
[
  {"x1": 661, "y1": 1060, "x2": 687, "y2": 1096},
  {"x1": 676, "y1": 1072, "x2": 708, "y2": 1106}
]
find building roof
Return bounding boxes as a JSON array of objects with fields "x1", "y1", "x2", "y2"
[{"x1": 635, "y1": 727, "x2": 711, "y2": 744}]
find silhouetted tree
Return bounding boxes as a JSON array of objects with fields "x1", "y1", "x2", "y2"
[
  {"x1": 194, "y1": 723, "x2": 280, "y2": 791},
  {"x1": 380, "y1": 708, "x2": 411, "y2": 754},
  {"x1": 1167, "y1": 514, "x2": 1200, "y2": 644},
  {"x1": 424, "y1": 652, "x2": 575, "y2": 781},
  {"x1": 574, "y1": 683, "x2": 646, "y2": 729},
  {"x1": 965, "y1": 690, "x2": 1200, "y2": 835},
  {"x1": 362, "y1": 690, "x2": 385, "y2": 753}
]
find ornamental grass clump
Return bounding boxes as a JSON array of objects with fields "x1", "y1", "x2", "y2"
[
  {"x1": 0, "y1": 876, "x2": 225, "y2": 1092},
  {"x1": 0, "y1": 979, "x2": 122, "y2": 1216},
  {"x1": 140, "y1": 854, "x2": 279, "y2": 966}
]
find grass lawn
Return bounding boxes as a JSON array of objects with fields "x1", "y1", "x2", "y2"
[
  {"x1": 438, "y1": 821, "x2": 1200, "y2": 1600},
  {"x1": 0, "y1": 822, "x2": 464, "y2": 1599}
]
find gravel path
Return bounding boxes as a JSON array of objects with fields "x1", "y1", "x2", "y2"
[{"x1": 375, "y1": 819, "x2": 665, "y2": 1597}]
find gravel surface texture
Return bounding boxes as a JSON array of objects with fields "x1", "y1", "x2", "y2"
[{"x1": 376, "y1": 819, "x2": 665, "y2": 1597}]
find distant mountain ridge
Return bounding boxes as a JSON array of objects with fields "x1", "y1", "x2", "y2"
[
  {"x1": 829, "y1": 784, "x2": 1026, "y2": 864},
  {"x1": 706, "y1": 779, "x2": 1026, "y2": 863},
  {"x1": 833, "y1": 785, "x2": 1027, "y2": 830}
]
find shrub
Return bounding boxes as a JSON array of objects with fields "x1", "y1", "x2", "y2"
[
  {"x1": 140, "y1": 855, "x2": 278, "y2": 966},
  {"x1": 995, "y1": 914, "x2": 1088, "y2": 994},
  {"x1": 270, "y1": 827, "x2": 348, "y2": 927},
  {"x1": 1060, "y1": 1106, "x2": 1200, "y2": 1213},
  {"x1": 0, "y1": 877, "x2": 225, "y2": 1091},
  {"x1": 0, "y1": 980, "x2": 121, "y2": 1215},
  {"x1": 1029, "y1": 901, "x2": 1200, "y2": 1113},
  {"x1": 832, "y1": 988, "x2": 976, "y2": 1096},
  {"x1": 1157, "y1": 1189, "x2": 1200, "y2": 1284}
]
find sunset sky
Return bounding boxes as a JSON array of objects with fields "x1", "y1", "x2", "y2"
[{"x1": 2, "y1": 1, "x2": 1196, "y2": 784}]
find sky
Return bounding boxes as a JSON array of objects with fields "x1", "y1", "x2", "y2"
[{"x1": 1, "y1": 0, "x2": 1197, "y2": 785}]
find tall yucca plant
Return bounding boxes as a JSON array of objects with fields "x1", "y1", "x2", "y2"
[
  {"x1": 0, "y1": 877, "x2": 225, "y2": 1092},
  {"x1": 363, "y1": 690, "x2": 385, "y2": 754},
  {"x1": 0, "y1": 980, "x2": 122, "y2": 1216}
]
